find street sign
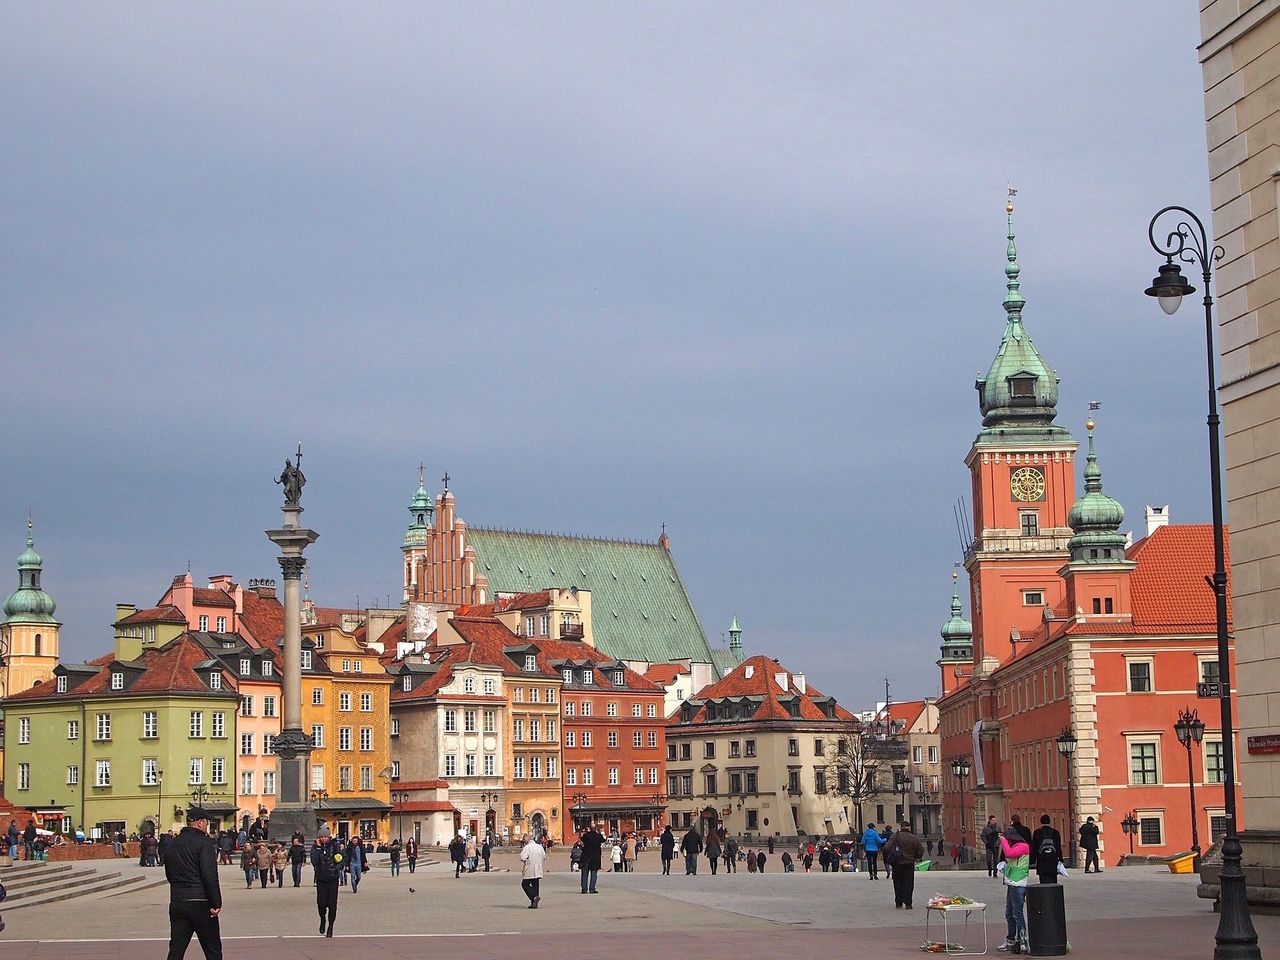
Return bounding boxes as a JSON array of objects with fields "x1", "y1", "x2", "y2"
[{"x1": 1197, "y1": 682, "x2": 1222, "y2": 699}]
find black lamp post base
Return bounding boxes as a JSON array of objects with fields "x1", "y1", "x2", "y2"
[{"x1": 1213, "y1": 837, "x2": 1261, "y2": 960}]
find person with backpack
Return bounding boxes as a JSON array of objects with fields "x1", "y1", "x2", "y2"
[
  {"x1": 1031, "y1": 815, "x2": 1063, "y2": 884},
  {"x1": 861, "y1": 822, "x2": 883, "y2": 880},
  {"x1": 884, "y1": 822, "x2": 925, "y2": 909},
  {"x1": 997, "y1": 824, "x2": 1031, "y2": 952},
  {"x1": 981, "y1": 816, "x2": 1002, "y2": 877},
  {"x1": 723, "y1": 835, "x2": 738, "y2": 873},
  {"x1": 311, "y1": 826, "x2": 344, "y2": 938}
]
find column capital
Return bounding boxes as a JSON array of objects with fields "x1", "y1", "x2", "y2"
[{"x1": 278, "y1": 556, "x2": 307, "y2": 580}]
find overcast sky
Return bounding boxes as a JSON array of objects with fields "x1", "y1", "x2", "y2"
[{"x1": 1, "y1": 3, "x2": 1213, "y2": 710}]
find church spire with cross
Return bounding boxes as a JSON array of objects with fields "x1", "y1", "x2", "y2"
[{"x1": 404, "y1": 462, "x2": 434, "y2": 548}]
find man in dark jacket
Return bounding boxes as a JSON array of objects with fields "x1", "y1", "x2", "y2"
[
  {"x1": 658, "y1": 825, "x2": 676, "y2": 875},
  {"x1": 1010, "y1": 814, "x2": 1033, "y2": 845},
  {"x1": 1031, "y1": 815, "x2": 1063, "y2": 884},
  {"x1": 288, "y1": 837, "x2": 307, "y2": 887},
  {"x1": 1079, "y1": 817, "x2": 1101, "y2": 873},
  {"x1": 579, "y1": 823, "x2": 604, "y2": 894},
  {"x1": 680, "y1": 827, "x2": 703, "y2": 876},
  {"x1": 884, "y1": 822, "x2": 926, "y2": 909},
  {"x1": 981, "y1": 816, "x2": 1002, "y2": 877},
  {"x1": 310, "y1": 826, "x2": 344, "y2": 938},
  {"x1": 23, "y1": 820, "x2": 37, "y2": 861},
  {"x1": 164, "y1": 807, "x2": 222, "y2": 960}
]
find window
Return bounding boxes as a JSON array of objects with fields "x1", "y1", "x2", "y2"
[
  {"x1": 263, "y1": 660, "x2": 273, "y2": 677},
  {"x1": 582, "y1": 669, "x2": 594, "y2": 685},
  {"x1": 746, "y1": 771, "x2": 758, "y2": 793},
  {"x1": 67, "y1": 719, "x2": 79, "y2": 740},
  {"x1": 679, "y1": 742, "x2": 691, "y2": 760},
  {"x1": 514, "y1": 720, "x2": 525, "y2": 742},
  {"x1": 189, "y1": 712, "x2": 203, "y2": 738},
  {"x1": 634, "y1": 731, "x2": 643, "y2": 748},
  {"x1": 649, "y1": 767, "x2": 658, "y2": 785},
  {"x1": 263, "y1": 734, "x2": 275, "y2": 754},
  {"x1": 354, "y1": 661, "x2": 362, "y2": 673},
  {"x1": 212, "y1": 712, "x2": 225, "y2": 738},
  {"x1": 216, "y1": 616, "x2": 226, "y2": 632},
  {"x1": 340, "y1": 692, "x2": 351, "y2": 711},
  {"x1": 548, "y1": 719, "x2": 556, "y2": 740},
  {"x1": 525, "y1": 616, "x2": 536, "y2": 636},
  {"x1": 17, "y1": 717, "x2": 30, "y2": 743},
  {"x1": 198, "y1": 615, "x2": 209, "y2": 631},
  {"x1": 312, "y1": 725, "x2": 325, "y2": 748},
  {"x1": 513, "y1": 756, "x2": 524, "y2": 779},
  {"x1": 360, "y1": 727, "x2": 372, "y2": 751},
  {"x1": 464, "y1": 676, "x2": 476, "y2": 693},
  {"x1": 614, "y1": 670, "x2": 624, "y2": 686},
  {"x1": 609, "y1": 767, "x2": 619, "y2": 785},
  {"x1": 746, "y1": 809, "x2": 759, "y2": 830},
  {"x1": 312, "y1": 765, "x2": 325, "y2": 790},
  {"x1": 1210, "y1": 814, "x2": 1228, "y2": 843},
  {"x1": 634, "y1": 766, "x2": 645, "y2": 785},
  {"x1": 67, "y1": 764, "x2": 78, "y2": 785},
  {"x1": 95, "y1": 759, "x2": 111, "y2": 787},
  {"x1": 464, "y1": 710, "x2": 477, "y2": 733},
  {"x1": 312, "y1": 687, "x2": 323, "y2": 705},
  {"x1": 1205, "y1": 739, "x2": 1226, "y2": 784},
  {"x1": 564, "y1": 701, "x2": 575, "y2": 717},
  {"x1": 264, "y1": 771, "x2": 276, "y2": 795},
  {"x1": 301, "y1": 649, "x2": 312, "y2": 670},
  {"x1": 566, "y1": 731, "x2": 577, "y2": 748},
  {"x1": 211, "y1": 759, "x2": 225, "y2": 786},
  {"x1": 189, "y1": 757, "x2": 203, "y2": 785},
  {"x1": 241, "y1": 771, "x2": 254, "y2": 795},
  {"x1": 815, "y1": 769, "x2": 827, "y2": 793},
  {"x1": 729, "y1": 771, "x2": 743, "y2": 794},
  {"x1": 360, "y1": 766, "x2": 372, "y2": 790},
  {"x1": 647, "y1": 703, "x2": 656, "y2": 718},
  {"x1": 606, "y1": 701, "x2": 618, "y2": 717},
  {"x1": 484, "y1": 710, "x2": 496, "y2": 733},
  {"x1": 18, "y1": 762, "x2": 30, "y2": 790},
  {"x1": 340, "y1": 766, "x2": 353, "y2": 791},
  {"x1": 582, "y1": 767, "x2": 593, "y2": 785},
  {"x1": 1130, "y1": 741, "x2": 1160, "y2": 784},
  {"x1": 581, "y1": 701, "x2": 591, "y2": 717},
  {"x1": 667, "y1": 743, "x2": 676, "y2": 760},
  {"x1": 745, "y1": 740, "x2": 757, "y2": 757},
  {"x1": 403, "y1": 675, "x2": 413, "y2": 691},
  {"x1": 339, "y1": 727, "x2": 353, "y2": 751},
  {"x1": 1128, "y1": 660, "x2": 1153, "y2": 693},
  {"x1": 787, "y1": 769, "x2": 801, "y2": 793},
  {"x1": 567, "y1": 767, "x2": 577, "y2": 786},
  {"x1": 513, "y1": 687, "x2": 524, "y2": 703},
  {"x1": 608, "y1": 731, "x2": 618, "y2": 748},
  {"x1": 445, "y1": 710, "x2": 458, "y2": 733},
  {"x1": 704, "y1": 772, "x2": 717, "y2": 793},
  {"x1": 263, "y1": 696, "x2": 277, "y2": 718},
  {"x1": 391, "y1": 718, "x2": 400, "y2": 737},
  {"x1": 539, "y1": 614, "x2": 550, "y2": 636},
  {"x1": 341, "y1": 659, "x2": 350, "y2": 672},
  {"x1": 530, "y1": 687, "x2": 540, "y2": 703},
  {"x1": 913, "y1": 745, "x2": 923, "y2": 763},
  {"x1": 814, "y1": 738, "x2": 824, "y2": 756},
  {"x1": 929, "y1": 746, "x2": 939, "y2": 763},
  {"x1": 582, "y1": 730, "x2": 592, "y2": 748},
  {"x1": 532, "y1": 756, "x2": 542, "y2": 779},
  {"x1": 241, "y1": 733, "x2": 255, "y2": 755},
  {"x1": 1023, "y1": 590, "x2": 1044, "y2": 606},
  {"x1": 632, "y1": 703, "x2": 642, "y2": 717},
  {"x1": 531, "y1": 719, "x2": 541, "y2": 741},
  {"x1": 1020, "y1": 513, "x2": 1040, "y2": 537},
  {"x1": 484, "y1": 678, "x2": 496, "y2": 695},
  {"x1": 729, "y1": 740, "x2": 741, "y2": 758},
  {"x1": 240, "y1": 658, "x2": 252, "y2": 676},
  {"x1": 445, "y1": 755, "x2": 457, "y2": 777},
  {"x1": 111, "y1": 672, "x2": 124, "y2": 691},
  {"x1": 1139, "y1": 816, "x2": 1163, "y2": 846},
  {"x1": 524, "y1": 654, "x2": 537, "y2": 672},
  {"x1": 56, "y1": 675, "x2": 67, "y2": 693},
  {"x1": 391, "y1": 760, "x2": 401, "y2": 779},
  {"x1": 704, "y1": 741, "x2": 716, "y2": 759},
  {"x1": 241, "y1": 696, "x2": 254, "y2": 717},
  {"x1": 484, "y1": 755, "x2": 495, "y2": 776},
  {"x1": 787, "y1": 738, "x2": 799, "y2": 756},
  {"x1": 1201, "y1": 660, "x2": 1221, "y2": 685}
]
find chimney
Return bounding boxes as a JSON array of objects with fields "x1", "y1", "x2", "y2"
[
  {"x1": 1145, "y1": 505, "x2": 1170, "y2": 538},
  {"x1": 775, "y1": 672, "x2": 789, "y2": 691},
  {"x1": 793, "y1": 673, "x2": 806, "y2": 694}
]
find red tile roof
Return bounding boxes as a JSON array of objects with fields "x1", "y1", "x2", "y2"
[
  {"x1": 399, "y1": 800, "x2": 456, "y2": 814},
  {"x1": 881, "y1": 699, "x2": 927, "y2": 728},
  {"x1": 645, "y1": 663, "x2": 691, "y2": 685},
  {"x1": 530, "y1": 637, "x2": 663, "y2": 691},
  {"x1": 191, "y1": 588, "x2": 236, "y2": 608},
  {"x1": 115, "y1": 604, "x2": 187, "y2": 626},
  {"x1": 495, "y1": 591, "x2": 551, "y2": 611},
  {"x1": 239, "y1": 590, "x2": 285, "y2": 655},
  {"x1": 1127, "y1": 524, "x2": 1231, "y2": 629},
  {"x1": 677, "y1": 655, "x2": 855, "y2": 724}
]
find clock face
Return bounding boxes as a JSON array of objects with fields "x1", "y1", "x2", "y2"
[{"x1": 1010, "y1": 467, "x2": 1046, "y2": 502}]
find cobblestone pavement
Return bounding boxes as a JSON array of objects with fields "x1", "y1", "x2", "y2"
[{"x1": 1, "y1": 849, "x2": 1274, "y2": 958}]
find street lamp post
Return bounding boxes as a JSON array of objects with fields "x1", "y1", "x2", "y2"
[
  {"x1": 1122, "y1": 811, "x2": 1140, "y2": 856},
  {"x1": 1145, "y1": 204, "x2": 1260, "y2": 960},
  {"x1": 571, "y1": 792, "x2": 590, "y2": 832},
  {"x1": 391, "y1": 790, "x2": 409, "y2": 842},
  {"x1": 1056, "y1": 727, "x2": 1078, "y2": 867},
  {"x1": 650, "y1": 792, "x2": 668, "y2": 830},
  {"x1": 478, "y1": 790, "x2": 499, "y2": 840},
  {"x1": 1175, "y1": 706, "x2": 1207, "y2": 871},
  {"x1": 951, "y1": 756, "x2": 971, "y2": 863}
]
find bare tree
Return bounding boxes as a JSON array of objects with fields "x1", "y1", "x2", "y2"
[{"x1": 826, "y1": 716, "x2": 909, "y2": 836}]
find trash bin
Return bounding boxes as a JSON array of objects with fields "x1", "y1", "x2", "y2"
[{"x1": 1026, "y1": 883, "x2": 1067, "y2": 957}]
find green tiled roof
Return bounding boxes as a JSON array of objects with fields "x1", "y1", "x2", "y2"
[
  {"x1": 466, "y1": 528, "x2": 716, "y2": 667},
  {"x1": 710, "y1": 646, "x2": 743, "y2": 677}
]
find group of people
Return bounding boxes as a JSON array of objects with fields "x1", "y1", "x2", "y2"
[
  {"x1": 6, "y1": 819, "x2": 41, "y2": 861},
  {"x1": 448, "y1": 833, "x2": 492, "y2": 875},
  {"x1": 237, "y1": 838, "x2": 310, "y2": 889}
]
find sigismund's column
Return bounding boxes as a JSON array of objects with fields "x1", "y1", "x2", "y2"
[{"x1": 265, "y1": 449, "x2": 319, "y2": 841}]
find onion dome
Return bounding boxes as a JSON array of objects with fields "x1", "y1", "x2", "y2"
[
  {"x1": 975, "y1": 199, "x2": 1071, "y2": 442},
  {"x1": 939, "y1": 572, "x2": 973, "y2": 662},
  {"x1": 4, "y1": 522, "x2": 57, "y2": 623},
  {"x1": 1067, "y1": 420, "x2": 1128, "y2": 562},
  {"x1": 404, "y1": 465, "x2": 434, "y2": 547}
]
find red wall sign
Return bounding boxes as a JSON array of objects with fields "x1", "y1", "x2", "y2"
[{"x1": 1246, "y1": 734, "x2": 1280, "y2": 754}]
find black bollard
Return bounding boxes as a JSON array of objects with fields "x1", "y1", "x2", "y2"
[{"x1": 1026, "y1": 883, "x2": 1068, "y2": 956}]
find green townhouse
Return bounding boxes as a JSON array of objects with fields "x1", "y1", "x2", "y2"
[{"x1": 2, "y1": 634, "x2": 239, "y2": 838}]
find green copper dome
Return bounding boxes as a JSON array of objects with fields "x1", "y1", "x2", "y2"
[
  {"x1": 975, "y1": 203, "x2": 1071, "y2": 444},
  {"x1": 1067, "y1": 424, "x2": 1128, "y2": 562},
  {"x1": 404, "y1": 468, "x2": 434, "y2": 548},
  {"x1": 4, "y1": 526, "x2": 57, "y2": 624},
  {"x1": 940, "y1": 574, "x2": 973, "y2": 661}
]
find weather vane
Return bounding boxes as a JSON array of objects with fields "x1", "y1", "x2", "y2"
[{"x1": 1007, "y1": 183, "x2": 1017, "y2": 213}]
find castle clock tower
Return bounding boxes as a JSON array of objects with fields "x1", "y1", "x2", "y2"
[{"x1": 964, "y1": 200, "x2": 1077, "y2": 667}]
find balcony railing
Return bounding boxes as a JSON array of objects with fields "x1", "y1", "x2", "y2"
[{"x1": 560, "y1": 623, "x2": 584, "y2": 639}]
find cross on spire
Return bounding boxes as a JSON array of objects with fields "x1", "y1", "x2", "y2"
[
  {"x1": 418, "y1": 462, "x2": 425, "y2": 485},
  {"x1": 441, "y1": 471, "x2": 451, "y2": 491}
]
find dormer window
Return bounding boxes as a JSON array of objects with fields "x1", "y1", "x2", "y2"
[
  {"x1": 301, "y1": 650, "x2": 312, "y2": 670},
  {"x1": 262, "y1": 660, "x2": 273, "y2": 677},
  {"x1": 582, "y1": 669, "x2": 594, "y2": 685},
  {"x1": 56, "y1": 675, "x2": 67, "y2": 693},
  {"x1": 110, "y1": 672, "x2": 124, "y2": 691},
  {"x1": 1009, "y1": 375, "x2": 1036, "y2": 398},
  {"x1": 403, "y1": 675, "x2": 413, "y2": 691},
  {"x1": 524, "y1": 654, "x2": 537, "y2": 672},
  {"x1": 613, "y1": 670, "x2": 624, "y2": 686},
  {"x1": 209, "y1": 672, "x2": 222, "y2": 690},
  {"x1": 240, "y1": 658, "x2": 252, "y2": 676},
  {"x1": 562, "y1": 668, "x2": 573, "y2": 684}
]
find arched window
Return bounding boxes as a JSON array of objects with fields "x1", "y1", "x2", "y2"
[{"x1": 34, "y1": 634, "x2": 42, "y2": 656}]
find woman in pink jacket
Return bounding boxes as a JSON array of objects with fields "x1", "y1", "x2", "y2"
[{"x1": 998, "y1": 825, "x2": 1031, "y2": 951}]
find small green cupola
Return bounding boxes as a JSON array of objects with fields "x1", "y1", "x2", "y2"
[
  {"x1": 404, "y1": 465, "x2": 434, "y2": 548},
  {"x1": 939, "y1": 571, "x2": 973, "y2": 662},
  {"x1": 728, "y1": 616, "x2": 742, "y2": 656},
  {"x1": 1067, "y1": 419, "x2": 1128, "y2": 562},
  {"x1": 975, "y1": 198, "x2": 1071, "y2": 443},
  {"x1": 4, "y1": 520, "x2": 58, "y2": 624}
]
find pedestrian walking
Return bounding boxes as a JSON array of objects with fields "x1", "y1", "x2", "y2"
[
  {"x1": 621, "y1": 833, "x2": 633, "y2": 872},
  {"x1": 982, "y1": 816, "x2": 1002, "y2": 877},
  {"x1": 22, "y1": 820, "x2": 37, "y2": 861},
  {"x1": 705, "y1": 831, "x2": 721, "y2": 875},
  {"x1": 465, "y1": 835, "x2": 477, "y2": 873},
  {"x1": 998, "y1": 825, "x2": 1030, "y2": 952},
  {"x1": 389, "y1": 838, "x2": 402, "y2": 877},
  {"x1": 520, "y1": 833, "x2": 546, "y2": 908},
  {"x1": 680, "y1": 826, "x2": 703, "y2": 875},
  {"x1": 272, "y1": 843, "x2": 287, "y2": 889},
  {"x1": 724, "y1": 835, "x2": 738, "y2": 873},
  {"x1": 449, "y1": 834, "x2": 466, "y2": 878},
  {"x1": 482, "y1": 836, "x2": 492, "y2": 872},
  {"x1": 240, "y1": 844, "x2": 256, "y2": 888},
  {"x1": 1010, "y1": 814, "x2": 1032, "y2": 845},
  {"x1": 164, "y1": 807, "x2": 222, "y2": 960},
  {"x1": 755, "y1": 850, "x2": 766, "y2": 873},
  {"x1": 310, "y1": 827, "x2": 344, "y2": 938},
  {"x1": 406, "y1": 836, "x2": 418, "y2": 874},
  {"x1": 6, "y1": 820, "x2": 18, "y2": 861},
  {"x1": 884, "y1": 822, "x2": 925, "y2": 909},
  {"x1": 1031, "y1": 815, "x2": 1063, "y2": 885},
  {"x1": 746, "y1": 848, "x2": 757, "y2": 873},
  {"x1": 288, "y1": 837, "x2": 306, "y2": 887},
  {"x1": 781, "y1": 851, "x2": 794, "y2": 873},
  {"x1": 254, "y1": 842, "x2": 272, "y2": 888},
  {"x1": 862, "y1": 822, "x2": 883, "y2": 879},
  {"x1": 659, "y1": 824, "x2": 675, "y2": 876},
  {"x1": 610, "y1": 838, "x2": 623, "y2": 872},
  {"x1": 346, "y1": 836, "x2": 368, "y2": 893},
  {"x1": 1079, "y1": 817, "x2": 1101, "y2": 873},
  {"x1": 579, "y1": 823, "x2": 604, "y2": 894}
]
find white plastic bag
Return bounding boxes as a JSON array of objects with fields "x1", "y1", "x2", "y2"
[{"x1": 1057, "y1": 862, "x2": 1069, "y2": 879}]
